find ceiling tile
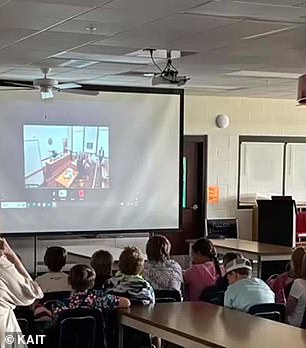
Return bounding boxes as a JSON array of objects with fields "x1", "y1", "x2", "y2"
[
  {"x1": 49, "y1": 19, "x2": 130, "y2": 36},
  {"x1": 16, "y1": 31, "x2": 106, "y2": 52},
  {"x1": 186, "y1": 0, "x2": 306, "y2": 24},
  {"x1": 95, "y1": 14, "x2": 238, "y2": 48}
]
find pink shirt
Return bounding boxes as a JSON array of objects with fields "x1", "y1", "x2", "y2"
[{"x1": 183, "y1": 262, "x2": 220, "y2": 301}]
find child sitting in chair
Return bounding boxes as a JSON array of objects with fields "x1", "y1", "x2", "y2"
[
  {"x1": 36, "y1": 246, "x2": 71, "y2": 293},
  {"x1": 224, "y1": 258, "x2": 275, "y2": 312},
  {"x1": 103, "y1": 246, "x2": 155, "y2": 304},
  {"x1": 55, "y1": 264, "x2": 130, "y2": 313}
]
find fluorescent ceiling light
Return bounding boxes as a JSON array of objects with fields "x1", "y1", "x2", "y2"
[
  {"x1": 52, "y1": 52, "x2": 158, "y2": 65},
  {"x1": 226, "y1": 70, "x2": 301, "y2": 79},
  {"x1": 143, "y1": 73, "x2": 155, "y2": 77},
  {"x1": 242, "y1": 26, "x2": 297, "y2": 40},
  {"x1": 59, "y1": 60, "x2": 98, "y2": 68}
]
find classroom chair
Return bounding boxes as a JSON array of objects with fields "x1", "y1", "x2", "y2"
[
  {"x1": 199, "y1": 289, "x2": 225, "y2": 306},
  {"x1": 40, "y1": 291, "x2": 71, "y2": 304},
  {"x1": 46, "y1": 307, "x2": 107, "y2": 348},
  {"x1": 154, "y1": 289, "x2": 182, "y2": 303},
  {"x1": 14, "y1": 306, "x2": 35, "y2": 336},
  {"x1": 300, "y1": 307, "x2": 306, "y2": 329},
  {"x1": 248, "y1": 303, "x2": 286, "y2": 323}
]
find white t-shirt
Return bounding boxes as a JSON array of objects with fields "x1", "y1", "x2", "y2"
[
  {"x1": 35, "y1": 272, "x2": 71, "y2": 293},
  {"x1": 287, "y1": 278, "x2": 306, "y2": 327}
]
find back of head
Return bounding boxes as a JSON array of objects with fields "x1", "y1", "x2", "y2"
[
  {"x1": 146, "y1": 235, "x2": 171, "y2": 262},
  {"x1": 90, "y1": 250, "x2": 113, "y2": 276},
  {"x1": 119, "y1": 246, "x2": 144, "y2": 276},
  {"x1": 44, "y1": 246, "x2": 67, "y2": 272},
  {"x1": 223, "y1": 252, "x2": 242, "y2": 267},
  {"x1": 69, "y1": 264, "x2": 96, "y2": 292},
  {"x1": 192, "y1": 238, "x2": 221, "y2": 276},
  {"x1": 301, "y1": 254, "x2": 306, "y2": 280},
  {"x1": 291, "y1": 246, "x2": 306, "y2": 277}
]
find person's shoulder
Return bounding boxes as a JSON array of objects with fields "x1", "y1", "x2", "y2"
[
  {"x1": 293, "y1": 278, "x2": 306, "y2": 288},
  {"x1": 167, "y1": 259, "x2": 182, "y2": 269}
]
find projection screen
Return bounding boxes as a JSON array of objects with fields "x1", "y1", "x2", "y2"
[{"x1": 0, "y1": 87, "x2": 183, "y2": 234}]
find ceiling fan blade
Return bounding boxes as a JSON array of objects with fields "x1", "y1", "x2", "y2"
[
  {"x1": 57, "y1": 82, "x2": 82, "y2": 90},
  {"x1": 2, "y1": 81, "x2": 35, "y2": 89},
  {"x1": 0, "y1": 88, "x2": 33, "y2": 91},
  {"x1": 60, "y1": 89, "x2": 99, "y2": 96}
]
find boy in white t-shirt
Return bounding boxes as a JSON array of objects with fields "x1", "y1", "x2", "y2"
[
  {"x1": 287, "y1": 253, "x2": 306, "y2": 327},
  {"x1": 36, "y1": 246, "x2": 71, "y2": 293}
]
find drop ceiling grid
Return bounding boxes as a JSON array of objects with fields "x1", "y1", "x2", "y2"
[
  {"x1": 186, "y1": 0, "x2": 306, "y2": 23},
  {"x1": 0, "y1": 0, "x2": 303, "y2": 97}
]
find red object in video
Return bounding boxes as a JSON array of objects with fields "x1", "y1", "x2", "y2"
[{"x1": 78, "y1": 190, "x2": 85, "y2": 198}]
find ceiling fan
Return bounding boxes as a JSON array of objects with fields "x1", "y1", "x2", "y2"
[{"x1": 0, "y1": 67, "x2": 99, "y2": 99}]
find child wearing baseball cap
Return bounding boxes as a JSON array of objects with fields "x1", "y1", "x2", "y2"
[{"x1": 224, "y1": 258, "x2": 275, "y2": 312}]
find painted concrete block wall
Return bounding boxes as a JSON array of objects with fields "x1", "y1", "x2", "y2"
[{"x1": 184, "y1": 93, "x2": 306, "y2": 240}]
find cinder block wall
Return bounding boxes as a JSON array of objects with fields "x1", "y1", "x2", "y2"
[{"x1": 184, "y1": 93, "x2": 306, "y2": 240}]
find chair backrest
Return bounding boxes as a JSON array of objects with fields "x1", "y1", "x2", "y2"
[
  {"x1": 54, "y1": 308, "x2": 106, "y2": 348},
  {"x1": 300, "y1": 307, "x2": 306, "y2": 329},
  {"x1": 14, "y1": 306, "x2": 35, "y2": 336},
  {"x1": 199, "y1": 289, "x2": 224, "y2": 306},
  {"x1": 17, "y1": 319, "x2": 29, "y2": 336},
  {"x1": 248, "y1": 303, "x2": 286, "y2": 323},
  {"x1": 59, "y1": 316, "x2": 96, "y2": 348},
  {"x1": 41, "y1": 291, "x2": 71, "y2": 304},
  {"x1": 154, "y1": 289, "x2": 182, "y2": 303}
]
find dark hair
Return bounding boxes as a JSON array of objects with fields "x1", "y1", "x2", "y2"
[
  {"x1": 119, "y1": 246, "x2": 144, "y2": 275},
  {"x1": 90, "y1": 250, "x2": 113, "y2": 276},
  {"x1": 69, "y1": 264, "x2": 96, "y2": 292},
  {"x1": 223, "y1": 252, "x2": 242, "y2": 266},
  {"x1": 44, "y1": 246, "x2": 67, "y2": 272},
  {"x1": 192, "y1": 238, "x2": 222, "y2": 276},
  {"x1": 146, "y1": 235, "x2": 171, "y2": 262}
]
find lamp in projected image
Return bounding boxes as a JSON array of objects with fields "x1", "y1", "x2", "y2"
[{"x1": 40, "y1": 86, "x2": 54, "y2": 100}]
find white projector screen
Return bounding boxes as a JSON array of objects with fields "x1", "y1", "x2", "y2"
[{"x1": 0, "y1": 88, "x2": 183, "y2": 234}]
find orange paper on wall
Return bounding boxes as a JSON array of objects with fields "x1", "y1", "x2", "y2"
[{"x1": 208, "y1": 186, "x2": 219, "y2": 204}]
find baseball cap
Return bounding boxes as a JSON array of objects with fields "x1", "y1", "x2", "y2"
[{"x1": 225, "y1": 258, "x2": 252, "y2": 274}]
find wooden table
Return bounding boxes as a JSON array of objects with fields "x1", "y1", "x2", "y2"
[
  {"x1": 186, "y1": 239, "x2": 292, "y2": 278},
  {"x1": 119, "y1": 302, "x2": 306, "y2": 348}
]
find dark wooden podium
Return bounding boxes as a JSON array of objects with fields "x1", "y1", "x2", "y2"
[{"x1": 256, "y1": 199, "x2": 296, "y2": 279}]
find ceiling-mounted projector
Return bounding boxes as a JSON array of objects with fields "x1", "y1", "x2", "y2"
[
  {"x1": 152, "y1": 72, "x2": 189, "y2": 86},
  {"x1": 146, "y1": 49, "x2": 190, "y2": 87}
]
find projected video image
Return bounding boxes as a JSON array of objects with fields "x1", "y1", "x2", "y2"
[{"x1": 24, "y1": 125, "x2": 109, "y2": 189}]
